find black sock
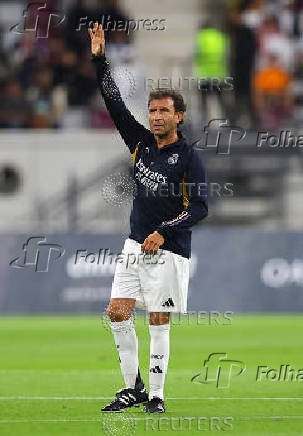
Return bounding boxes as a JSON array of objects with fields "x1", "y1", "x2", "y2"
[{"x1": 135, "y1": 368, "x2": 145, "y2": 390}]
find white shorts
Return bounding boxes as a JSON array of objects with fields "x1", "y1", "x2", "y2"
[{"x1": 111, "y1": 238, "x2": 190, "y2": 313}]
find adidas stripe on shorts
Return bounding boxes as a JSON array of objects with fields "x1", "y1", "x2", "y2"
[{"x1": 110, "y1": 238, "x2": 190, "y2": 313}]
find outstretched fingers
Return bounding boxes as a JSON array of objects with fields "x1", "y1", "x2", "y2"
[
  {"x1": 88, "y1": 22, "x2": 98, "y2": 39},
  {"x1": 97, "y1": 24, "x2": 104, "y2": 41},
  {"x1": 88, "y1": 22, "x2": 105, "y2": 55}
]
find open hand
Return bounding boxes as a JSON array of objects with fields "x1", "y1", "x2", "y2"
[
  {"x1": 141, "y1": 231, "x2": 165, "y2": 255},
  {"x1": 88, "y1": 22, "x2": 105, "y2": 56}
]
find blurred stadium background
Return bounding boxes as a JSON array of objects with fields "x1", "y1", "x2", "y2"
[
  {"x1": 0, "y1": 0, "x2": 302, "y2": 312},
  {"x1": 0, "y1": 0, "x2": 303, "y2": 435}
]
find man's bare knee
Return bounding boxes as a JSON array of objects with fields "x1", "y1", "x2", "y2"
[
  {"x1": 149, "y1": 312, "x2": 170, "y2": 325},
  {"x1": 106, "y1": 298, "x2": 135, "y2": 322}
]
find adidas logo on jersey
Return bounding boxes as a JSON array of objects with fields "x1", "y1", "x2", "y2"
[
  {"x1": 150, "y1": 365, "x2": 163, "y2": 374},
  {"x1": 161, "y1": 298, "x2": 175, "y2": 307}
]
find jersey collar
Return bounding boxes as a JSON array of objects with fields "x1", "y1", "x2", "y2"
[{"x1": 153, "y1": 130, "x2": 186, "y2": 152}]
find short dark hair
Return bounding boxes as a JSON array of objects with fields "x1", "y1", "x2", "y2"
[{"x1": 148, "y1": 88, "x2": 187, "y2": 124}]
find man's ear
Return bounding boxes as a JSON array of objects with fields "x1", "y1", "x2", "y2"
[{"x1": 177, "y1": 111, "x2": 184, "y2": 124}]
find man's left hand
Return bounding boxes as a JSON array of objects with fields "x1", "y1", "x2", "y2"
[{"x1": 141, "y1": 231, "x2": 165, "y2": 254}]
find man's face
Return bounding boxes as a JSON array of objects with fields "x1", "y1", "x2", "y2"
[{"x1": 148, "y1": 97, "x2": 183, "y2": 137}]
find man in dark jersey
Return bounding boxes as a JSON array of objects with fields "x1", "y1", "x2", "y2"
[{"x1": 89, "y1": 22, "x2": 208, "y2": 414}]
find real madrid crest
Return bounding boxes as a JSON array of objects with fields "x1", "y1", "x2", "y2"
[{"x1": 168, "y1": 153, "x2": 179, "y2": 165}]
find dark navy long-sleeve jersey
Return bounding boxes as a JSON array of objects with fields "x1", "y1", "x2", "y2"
[{"x1": 92, "y1": 54, "x2": 208, "y2": 259}]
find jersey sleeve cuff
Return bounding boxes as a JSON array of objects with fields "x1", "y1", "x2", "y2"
[
  {"x1": 91, "y1": 54, "x2": 110, "y2": 79},
  {"x1": 91, "y1": 53, "x2": 107, "y2": 62},
  {"x1": 156, "y1": 226, "x2": 169, "y2": 239}
]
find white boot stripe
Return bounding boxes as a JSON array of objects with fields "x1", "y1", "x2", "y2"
[{"x1": 118, "y1": 397, "x2": 129, "y2": 404}]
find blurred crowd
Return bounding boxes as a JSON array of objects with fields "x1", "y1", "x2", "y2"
[
  {"x1": 1, "y1": 0, "x2": 303, "y2": 131},
  {"x1": 193, "y1": 0, "x2": 303, "y2": 130},
  {"x1": 0, "y1": 0, "x2": 142, "y2": 129},
  {"x1": 229, "y1": 0, "x2": 303, "y2": 129}
]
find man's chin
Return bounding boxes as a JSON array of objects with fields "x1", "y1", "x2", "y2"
[{"x1": 154, "y1": 130, "x2": 168, "y2": 138}]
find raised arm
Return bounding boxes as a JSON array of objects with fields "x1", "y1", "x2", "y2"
[{"x1": 88, "y1": 23, "x2": 153, "y2": 154}]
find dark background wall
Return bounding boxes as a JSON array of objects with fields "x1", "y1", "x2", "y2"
[{"x1": 1, "y1": 229, "x2": 302, "y2": 314}]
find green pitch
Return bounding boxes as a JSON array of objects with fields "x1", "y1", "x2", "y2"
[{"x1": 0, "y1": 314, "x2": 302, "y2": 436}]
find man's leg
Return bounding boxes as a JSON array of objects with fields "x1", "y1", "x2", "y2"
[
  {"x1": 148, "y1": 312, "x2": 170, "y2": 400},
  {"x1": 107, "y1": 298, "x2": 139, "y2": 389}
]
